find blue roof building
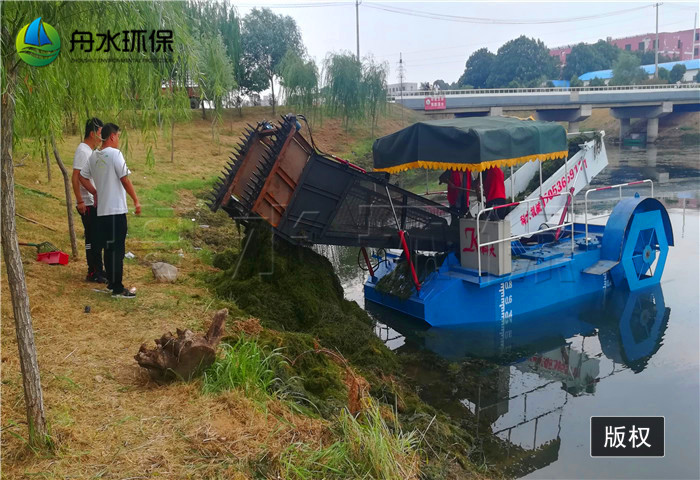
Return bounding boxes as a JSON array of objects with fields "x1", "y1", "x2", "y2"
[{"x1": 579, "y1": 59, "x2": 700, "y2": 82}]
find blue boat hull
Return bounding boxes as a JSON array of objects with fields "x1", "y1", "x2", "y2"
[
  {"x1": 364, "y1": 196, "x2": 673, "y2": 328},
  {"x1": 365, "y1": 235, "x2": 610, "y2": 327}
]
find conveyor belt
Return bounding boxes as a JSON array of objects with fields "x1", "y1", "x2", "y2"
[{"x1": 208, "y1": 115, "x2": 457, "y2": 252}]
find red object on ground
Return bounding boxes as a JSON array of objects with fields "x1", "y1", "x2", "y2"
[
  {"x1": 37, "y1": 251, "x2": 69, "y2": 265},
  {"x1": 484, "y1": 167, "x2": 506, "y2": 202}
]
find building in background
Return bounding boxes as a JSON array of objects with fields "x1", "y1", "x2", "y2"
[
  {"x1": 578, "y1": 59, "x2": 699, "y2": 85},
  {"x1": 387, "y1": 82, "x2": 418, "y2": 95},
  {"x1": 551, "y1": 29, "x2": 700, "y2": 65}
]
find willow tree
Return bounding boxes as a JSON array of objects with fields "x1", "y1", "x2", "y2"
[
  {"x1": 197, "y1": 32, "x2": 235, "y2": 149},
  {"x1": 361, "y1": 58, "x2": 388, "y2": 136},
  {"x1": 1, "y1": 0, "x2": 194, "y2": 446},
  {"x1": 279, "y1": 51, "x2": 318, "y2": 118},
  {"x1": 324, "y1": 52, "x2": 363, "y2": 130}
]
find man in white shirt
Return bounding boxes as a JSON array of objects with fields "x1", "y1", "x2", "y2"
[
  {"x1": 72, "y1": 117, "x2": 105, "y2": 283},
  {"x1": 80, "y1": 123, "x2": 141, "y2": 298}
]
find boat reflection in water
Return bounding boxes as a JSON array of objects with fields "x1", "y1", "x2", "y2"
[{"x1": 368, "y1": 285, "x2": 670, "y2": 477}]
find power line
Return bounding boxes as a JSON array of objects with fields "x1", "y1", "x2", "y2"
[
  {"x1": 396, "y1": 18, "x2": 693, "y2": 73},
  {"x1": 374, "y1": 9, "x2": 657, "y2": 63},
  {"x1": 234, "y1": 2, "x2": 353, "y2": 8},
  {"x1": 363, "y1": 3, "x2": 654, "y2": 25}
]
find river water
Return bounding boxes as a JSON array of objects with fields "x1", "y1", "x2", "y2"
[{"x1": 327, "y1": 141, "x2": 700, "y2": 479}]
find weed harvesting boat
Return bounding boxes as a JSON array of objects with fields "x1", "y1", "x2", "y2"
[{"x1": 209, "y1": 115, "x2": 673, "y2": 327}]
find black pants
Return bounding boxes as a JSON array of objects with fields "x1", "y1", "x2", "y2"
[
  {"x1": 79, "y1": 205, "x2": 104, "y2": 277},
  {"x1": 486, "y1": 198, "x2": 508, "y2": 220},
  {"x1": 98, "y1": 214, "x2": 127, "y2": 294}
]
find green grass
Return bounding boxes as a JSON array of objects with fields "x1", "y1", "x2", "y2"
[
  {"x1": 279, "y1": 399, "x2": 420, "y2": 479},
  {"x1": 202, "y1": 337, "x2": 284, "y2": 398}
]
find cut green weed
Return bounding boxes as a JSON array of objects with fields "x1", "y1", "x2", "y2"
[
  {"x1": 280, "y1": 399, "x2": 420, "y2": 479},
  {"x1": 202, "y1": 337, "x2": 283, "y2": 398}
]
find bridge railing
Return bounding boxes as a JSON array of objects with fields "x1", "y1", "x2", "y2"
[{"x1": 390, "y1": 83, "x2": 700, "y2": 99}]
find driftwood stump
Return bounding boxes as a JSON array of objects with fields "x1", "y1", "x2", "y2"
[{"x1": 135, "y1": 309, "x2": 228, "y2": 382}]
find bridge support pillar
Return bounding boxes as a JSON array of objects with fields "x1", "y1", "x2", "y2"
[
  {"x1": 535, "y1": 105, "x2": 591, "y2": 133},
  {"x1": 489, "y1": 106, "x2": 503, "y2": 116},
  {"x1": 610, "y1": 103, "x2": 673, "y2": 143},
  {"x1": 619, "y1": 118, "x2": 632, "y2": 138},
  {"x1": 646, "y1": 117, "x2": 659, "y2": 143}
]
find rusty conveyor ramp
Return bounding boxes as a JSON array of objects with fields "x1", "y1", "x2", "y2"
[{"x1": 208, "y1": 115, "x2": 456, "y2": 252}]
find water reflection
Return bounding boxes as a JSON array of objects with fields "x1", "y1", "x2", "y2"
[{"x1": 368, "y1": 285, "x2": 669, "y2": 477}]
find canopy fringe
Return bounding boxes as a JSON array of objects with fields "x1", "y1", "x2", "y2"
[{"x1": 373, "y1": 150, "x2": 569, "y2": 174}]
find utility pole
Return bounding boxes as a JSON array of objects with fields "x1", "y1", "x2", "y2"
[
  {"x1": 398, "y1": 53, "x2": 405, "y2": 124},
  {"x1": 654, "y1": 3, "x2": 660, "y2": 78},
  {"x1": 355, "y1": 0, "x2": 360, "y2": 61},
  {"x1": 693, "y1": 12, "x2": 697, "y2": 60}
]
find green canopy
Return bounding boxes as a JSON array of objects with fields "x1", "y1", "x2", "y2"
[{"x1": 372, "y1": 116, "x2": 568, "y2": 174}]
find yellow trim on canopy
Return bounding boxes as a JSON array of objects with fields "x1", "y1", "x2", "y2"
[{"x1": 374, "y1": 149, "x2": 569, "y2": 174}]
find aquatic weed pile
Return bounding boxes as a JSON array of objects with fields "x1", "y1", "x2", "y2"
[
  {"x1": 212, "y1": 227, "x2": 397, "y2": 374},
  {"x1": 209, "y1": 227, "x2": 507, "y2": 478}
]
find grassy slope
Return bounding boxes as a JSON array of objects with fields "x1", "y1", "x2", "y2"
[{"x1": 1, "y1": 105, "x2": 444, "y2": 479}]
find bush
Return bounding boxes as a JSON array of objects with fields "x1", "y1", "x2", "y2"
[{"x1": 570, "y1": 75, "x2": 583, "y2": 87}]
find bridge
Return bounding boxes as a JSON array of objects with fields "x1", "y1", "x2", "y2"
[{"x1": 392, "y1": 84, "x2": 700, "y2": 142}]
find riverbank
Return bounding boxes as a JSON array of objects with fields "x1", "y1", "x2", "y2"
[{"x1": 1, "y1": 106, "x2": 500, "y2": 479}]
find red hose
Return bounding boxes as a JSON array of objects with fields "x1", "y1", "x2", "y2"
[{"x1": 398, "y1": 230, "x2": 421, "y2": 293}]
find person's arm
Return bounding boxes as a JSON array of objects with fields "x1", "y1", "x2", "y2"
[
  {"x1": 120, "y1": 176, "x2": 141, "y2": 215},
  {"x1": 78, "y1": 175, "x2": 97, "y2": 196},
  {"x1": 72, "y1": 169, "x2": 87, "y2": 214}
]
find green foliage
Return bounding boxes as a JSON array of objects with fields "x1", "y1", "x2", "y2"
[
  {"x1": 203, "y1": 337, "x2": 282, "y2": 398},
  {"x1": 3, "y1": 1, "x2": 196, "y2": 164},
  {"x1": 196, "y1": 31, "x2": 235, "y2": 136},
  {"x1": 610, "y1": 51, "x2": 648, "y2": 85},
  {"x1": 458, "y1": 47, "x2": 495, "y2": 89},
  {"x1": 634, "y1": 49, "x2": 676, "y2": 66},
  {"x1": 589, "y1": 77, "x2": 606, "y2": 86},
  {"x1": 570, "y1": 75, "x2": 583, "y2": 87},
  {"x1": 241, "y1": 8, "x2": 304, "y2": 112},
  {"x1": 433, "y1": 79, "x2": 450, "y2": 91},
  {"x1": 280, "y1": 399, "x2": 419, "y2": 479},
  {"x1": 280, "y1": 51, "x2": 318, "y2": 114},
  {"x1": 486, "y1": 36, "x2": 559, "y2": 88},
  {"x1": 657, "y1": 67, "x2": 670, "y2": 82},
  {"x1": 361, "y1": 58, "x2": 388, "y2": 135},
  {"x1": 562, "y1": 40, "x2": 620, "y2": 79},
  {"x1": 669, "y1": 63, "x2": 687, "y2": 83},
  {"x1": 324, "y1": 52, "x2": 363, "y2": 128},
  {"x1": 211, "y1": 228, "x2": 398, "y2": 374}
]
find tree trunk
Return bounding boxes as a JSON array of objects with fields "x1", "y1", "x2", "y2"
[
  {"x1": 50, "y1": 136, "x2": 79, "y2": 259},
  {"x1": 135, "y1": 309, "x2": 228, "y2": 382},
  {"x1": 0, "y1": 63, "x2": 49, "y2": 447},
  {"x1": 44, "y1": 139, "x2": 51, "y2": 183},
  {"x1": 201, "y1": 100, "x2": 206, "y2": 120},
  {"x1": 270, "y1": 75, "x2": 276, "y2": 115},
  {"x1": 170, "y1": 121, "x2": 175, "y2": 163}
]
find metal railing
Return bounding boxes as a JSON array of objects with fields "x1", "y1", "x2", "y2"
[
  {"x1": 583, "y1": 179, "x2": 654, "y2": 245},
  {"x1": 389, "y1": 83, "x2": 700, "y2": 99},
  {"x1": 475, "y1": 192, "x2": 575, "y2": 277}
]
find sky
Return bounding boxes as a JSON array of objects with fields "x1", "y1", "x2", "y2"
[{"x1": 236, "y1": 1, "x2": 700, "y2": 85}]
